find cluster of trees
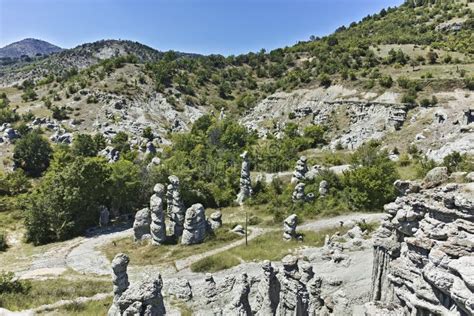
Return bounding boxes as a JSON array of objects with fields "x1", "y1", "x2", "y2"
[{"x1": 250, "y1": 141, "x2": 399, "y2": 222}]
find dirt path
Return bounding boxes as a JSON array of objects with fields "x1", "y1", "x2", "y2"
[{"x1": 21, "y1": 212, "x2": 384, "y2": 279}]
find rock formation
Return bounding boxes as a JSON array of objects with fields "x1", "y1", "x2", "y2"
[
  {"x1": 150, "y1": 183, "x2": 166, "y2": 245},
  {"x1": 367, "y1": 181, "x2": 474, "y2": 315},
  {"x1": 167, "y1": 175, "x2": 185, "y2": 239},
  {"x1": 318, "y1": 180, "x2": 329, "y2": 197},
  {"x1": 203, "y1": 274, "x2": 218, "y2": 305},
  {"x1": 207, "y1": 210, "x2": 222, "y2": 231},
  {"x1": 254, "y1": 260, "x2": 280, "y2": 316},
  {"x1": 224, "y1": 273, "x2": 252, "y2": 315},
  {"x1": 283, "y1": 214, "x2": 298, "y2": 241},
  {"x1": 168, "y1": 278, "x2": 193, "y2": 302},
  {"x1": 422, "y1": 166, "x2": 448, "y2": 188},
  {"x1": 112, "y1": 276, "x2": 166, "y2": 316},
  {"x1": 111, "y1": 253, "x2": 130, "y2": 302},
  {"x1": 292, "y1": 183, "x2": 306, "y2": 202},
  {"x1": 109, "y1": 254, "x2": 166, "y2": 316},
  {"x1": 133, "y1": 208, "x2": 151, "y2": 242},
  {"x1": 181, "y1": 203, "x2": 207, "y2": 245},
  {"x1": 236, "y1": 151, "x2": 252, "y2": 204},
  {"x1": 99, "y1": 205, "x2": 110, "y2": 227},
  {"x1": 291, "y1": 156, "x2": 308, "y2": 184},
  {"x1": 276, "y1": 255, "x2": 309, "y2": 315}
]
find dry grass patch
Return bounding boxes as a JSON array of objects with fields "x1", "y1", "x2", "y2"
[
  {"x1": 100, "y1": 225, "x2": 242, "y2": 266},
  {"x1": 190, "y1": 226, "x2": 349, "y2": 273}
]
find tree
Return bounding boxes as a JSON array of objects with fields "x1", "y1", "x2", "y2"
[
  {"x1": 72, "y1": 134, "x2": 98, "y2": 157},
  {"x1": 25, "y1": 157, "x2": 110, "y2": 245},
  {"x1": 142, "y1": 127, "x2": 154, "y2": 141},
  {"x1": 218, "y1": 81, "x2": 232, "y2": 99},
  {"x1": 93, "y1": 133, "x2": 107, "y2": 151},
  {"x1": 112, "y1": 132, "x2": 130, "y2": 153},
  {"x1": 303, "y1": 125, "x2": 326, "y2": 147},
  {"x1": 13, "y1": 131, "x2": 52, "y2": 177},
  {"x1": 109, "y1": 160, "x2": 141, "y2": 215}
]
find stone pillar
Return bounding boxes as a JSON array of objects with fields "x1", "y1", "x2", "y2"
[
  {"x1": 283, "y1": 214, "x2": 298, "y2": 241},
  {"x1": 150, "y1": 183, "x2": 166, "y2": 245},
  {"x1": 111, "y1": 253, "x2": 130, "y2": 302},
  {"x1": 181, "y1": 203, "x2": 207, "y2": 245},
  {"x1": 236, "y1": 151, "x2": 252, "y2": 204},
  {"x1": 99, "y1": 205, "x2": 110, "y2": 227},
  {"x1": 133, "y1": 207, "x2": 151, "y2": 241},
  {"x1": 318, "y1": 180, "x2": 329, "y2": 197},
  {"x1": 291, "y1": 156, "x2": 308, "y2": 184},
  {"x1": 276, "y1": 255, "x2": 309, "y2": 315},
  {"x1": 167, "y1": 175, "x2": 185, "y2": 239}
]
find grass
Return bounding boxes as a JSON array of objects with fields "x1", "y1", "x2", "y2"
[
  {"x1": 397, "y1": 164, "x2": 419, "y2": 180},
  {"x1": 190, "y1": 226, "x2": 349, "y2": 273},
  {"x1": 0, "y1": 278, "x2": 112, "y2": 311},
  {"x1": 100, "y1": 225, "x2": 242, "y2": 266},
  {"x1": 40, "y1": 297, "x2": 112, "y2": 315}
]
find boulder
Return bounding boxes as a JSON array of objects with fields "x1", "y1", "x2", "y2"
[
  {"x1": 208, "y1": 210, "x2": 222, "y2": 231},
  {"x1": 423, "y1": 167, "x2": 448, "y2": 188}
]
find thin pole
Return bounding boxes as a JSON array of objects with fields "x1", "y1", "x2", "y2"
[{"x1": 245, "y1": 208, "x2": 248, "y2": 246}]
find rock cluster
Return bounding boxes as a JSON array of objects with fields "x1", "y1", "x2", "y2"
[
  {"x1": 181, "y1": 203, "x2": 207, "y2": 245},
  {"x1": 367, "y1": 180, "x2": 474, "y2": 315},
  {"x1": 167, "y1": 175, "x2": 185, "y2": 239},
  {"x1": 108, "y1": 253, "x2": 166, "y2": 316},
  {"x1": 150, "y1": 183, "x2": 166, "y2": 245},
  {"x1": 253, "y1": 260, "x2": 280, "y2": 315},
  {"x1": 236, "y1": 151, "x2": 252, "y2": 204},
  {"x1": 291, "y1": 156, "x2": 308, "y2": 184},
  {"x1": 283, "y1": 214, "x2": 298, "y2": 241}
]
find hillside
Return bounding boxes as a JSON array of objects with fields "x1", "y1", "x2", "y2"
[
  {"x1": 0, "y1": 1, "x2": 473, "y2": 315},
  {"x1": 0, "y1": 38, "x2": 62, "y2": 58}
]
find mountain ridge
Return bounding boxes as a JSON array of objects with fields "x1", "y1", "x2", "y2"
[{"x1": 0, "y1": 38, "x2": 63, "y2": 58}]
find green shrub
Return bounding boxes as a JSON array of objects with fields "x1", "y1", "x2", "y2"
[
  {"x1": 0, "y1": 232, "x2": 7, "y2": 251},
  {"x1": 13, "y1": 131, "x2": 52, "y2": 177},
  {"x1": 379, "y1": 75, "x2": 393, "y2": 88}
]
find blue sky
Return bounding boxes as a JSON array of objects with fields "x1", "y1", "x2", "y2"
[{"x1": 0, "y1": 0, "x2": 403, "y2": 55}]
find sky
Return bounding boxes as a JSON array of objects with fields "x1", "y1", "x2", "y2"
[{"x1": 0, "y1": 0, "x2": 404, "y2": 56}]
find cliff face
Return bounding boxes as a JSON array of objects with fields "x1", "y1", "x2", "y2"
[{"x1": 368, "y1": 181, "x2": 474, "y2": 315}]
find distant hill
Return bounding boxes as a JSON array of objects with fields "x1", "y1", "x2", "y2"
[{"x1": 0, "y1": 38, "x2": 63, "y2": 58}]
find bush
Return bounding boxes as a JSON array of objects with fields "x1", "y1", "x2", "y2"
[
  {"x1": 0, "y1": 272, "x2": 30, "y2": 294},
  {"x1": 0, "y1": 169, "x2": 31, "y2": 195},
  {"x1": 319, "y1": 74, "x2": 332, "y2": 88},
  {"x1": 0, "y1": 232, "x2": 7, "y2": 251},
  {"x1": 465, "y1": 77, "x2": 474, "y2": 90},
  {"x1": 72, "y1": 134, "x2": 98, "y2": 157},
  {"x1": 13, "y1": 131, "x2": 52, "y2": 177},
  {"x1": 379, "y1": 75, "x2": 393, "y2": 88}
]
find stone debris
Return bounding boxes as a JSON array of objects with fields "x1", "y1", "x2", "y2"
[
  {"x1": 208, "y1": 210, "x2": 222, "y2": 231},
  {"x1": 181, "y1": 203, "x2": 207, "y2": 245},
  {"x1": 367, "y1": 181, "x2": 474, "y2": 315},
  {"x1": 321, "y1": 232, "x2": 351, "y2": 266},
  {"x1": 150, "y1": 183, "x2": 166, "y2": 245},
  {"x1": 283, "y1": 214, "x2": 298, "y2": 241},
  {"x1": 236, "y1": 151, "x2": 252, "y2": 204},
  {"x1": 318, "y1": 180, "x2": 329, "y2": 197},
  {"x1": 167, "y1": 175, "x2": 185, "y2": 239},
  {"x1": 393, "y1": 179, "x2": 420, "y2": 196},
  {"x1": 291, "y1": 156, "x2": 308, "y2": 184},
  {"x1": 133, "y1": 208, "x2": 151, "y2": 242},
  {"x1": 168, "y1": 278, "x2": 193, "y2": 302}
]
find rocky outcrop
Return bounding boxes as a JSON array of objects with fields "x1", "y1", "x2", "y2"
[
  {"x1": 150, "y1": 183, "x2": 166, "y2": 245},
  {"x1": 236, "y1": 151, "x2": 252, "y2": 204},
  {"x1": 423, "y1": 166, "x2": 448, "y2": 188},
  {"x1": 253, "y1": 260, "x2": 280, "y2": 315},
  {"x1": 291, "y1": 156, "x2": 308, "y2": 184},
  {"x1": 108, "y1": 254, "x2": 165, "y2": 316},
  {"x1": 276, "y1": 255, "x2": 309, "y2": 315},
  {"x1": 283, "y1": 214, "x2": 298, "y2": 241},
  {"x1": 181, "y1": 203, "x2": 207, "y2": 245},
  {"x1": 167, "y1": 175, "x2": 185, "y2": 239},
  {"x1": 133, "y1": 208, "x2": 151, "y2": 242},
  {"x1": 224, "y1": 273, "x2": 252, "y2": 315},
  {"x1": 368, "y1": 181, "x2": 474, "y2": 315}
]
